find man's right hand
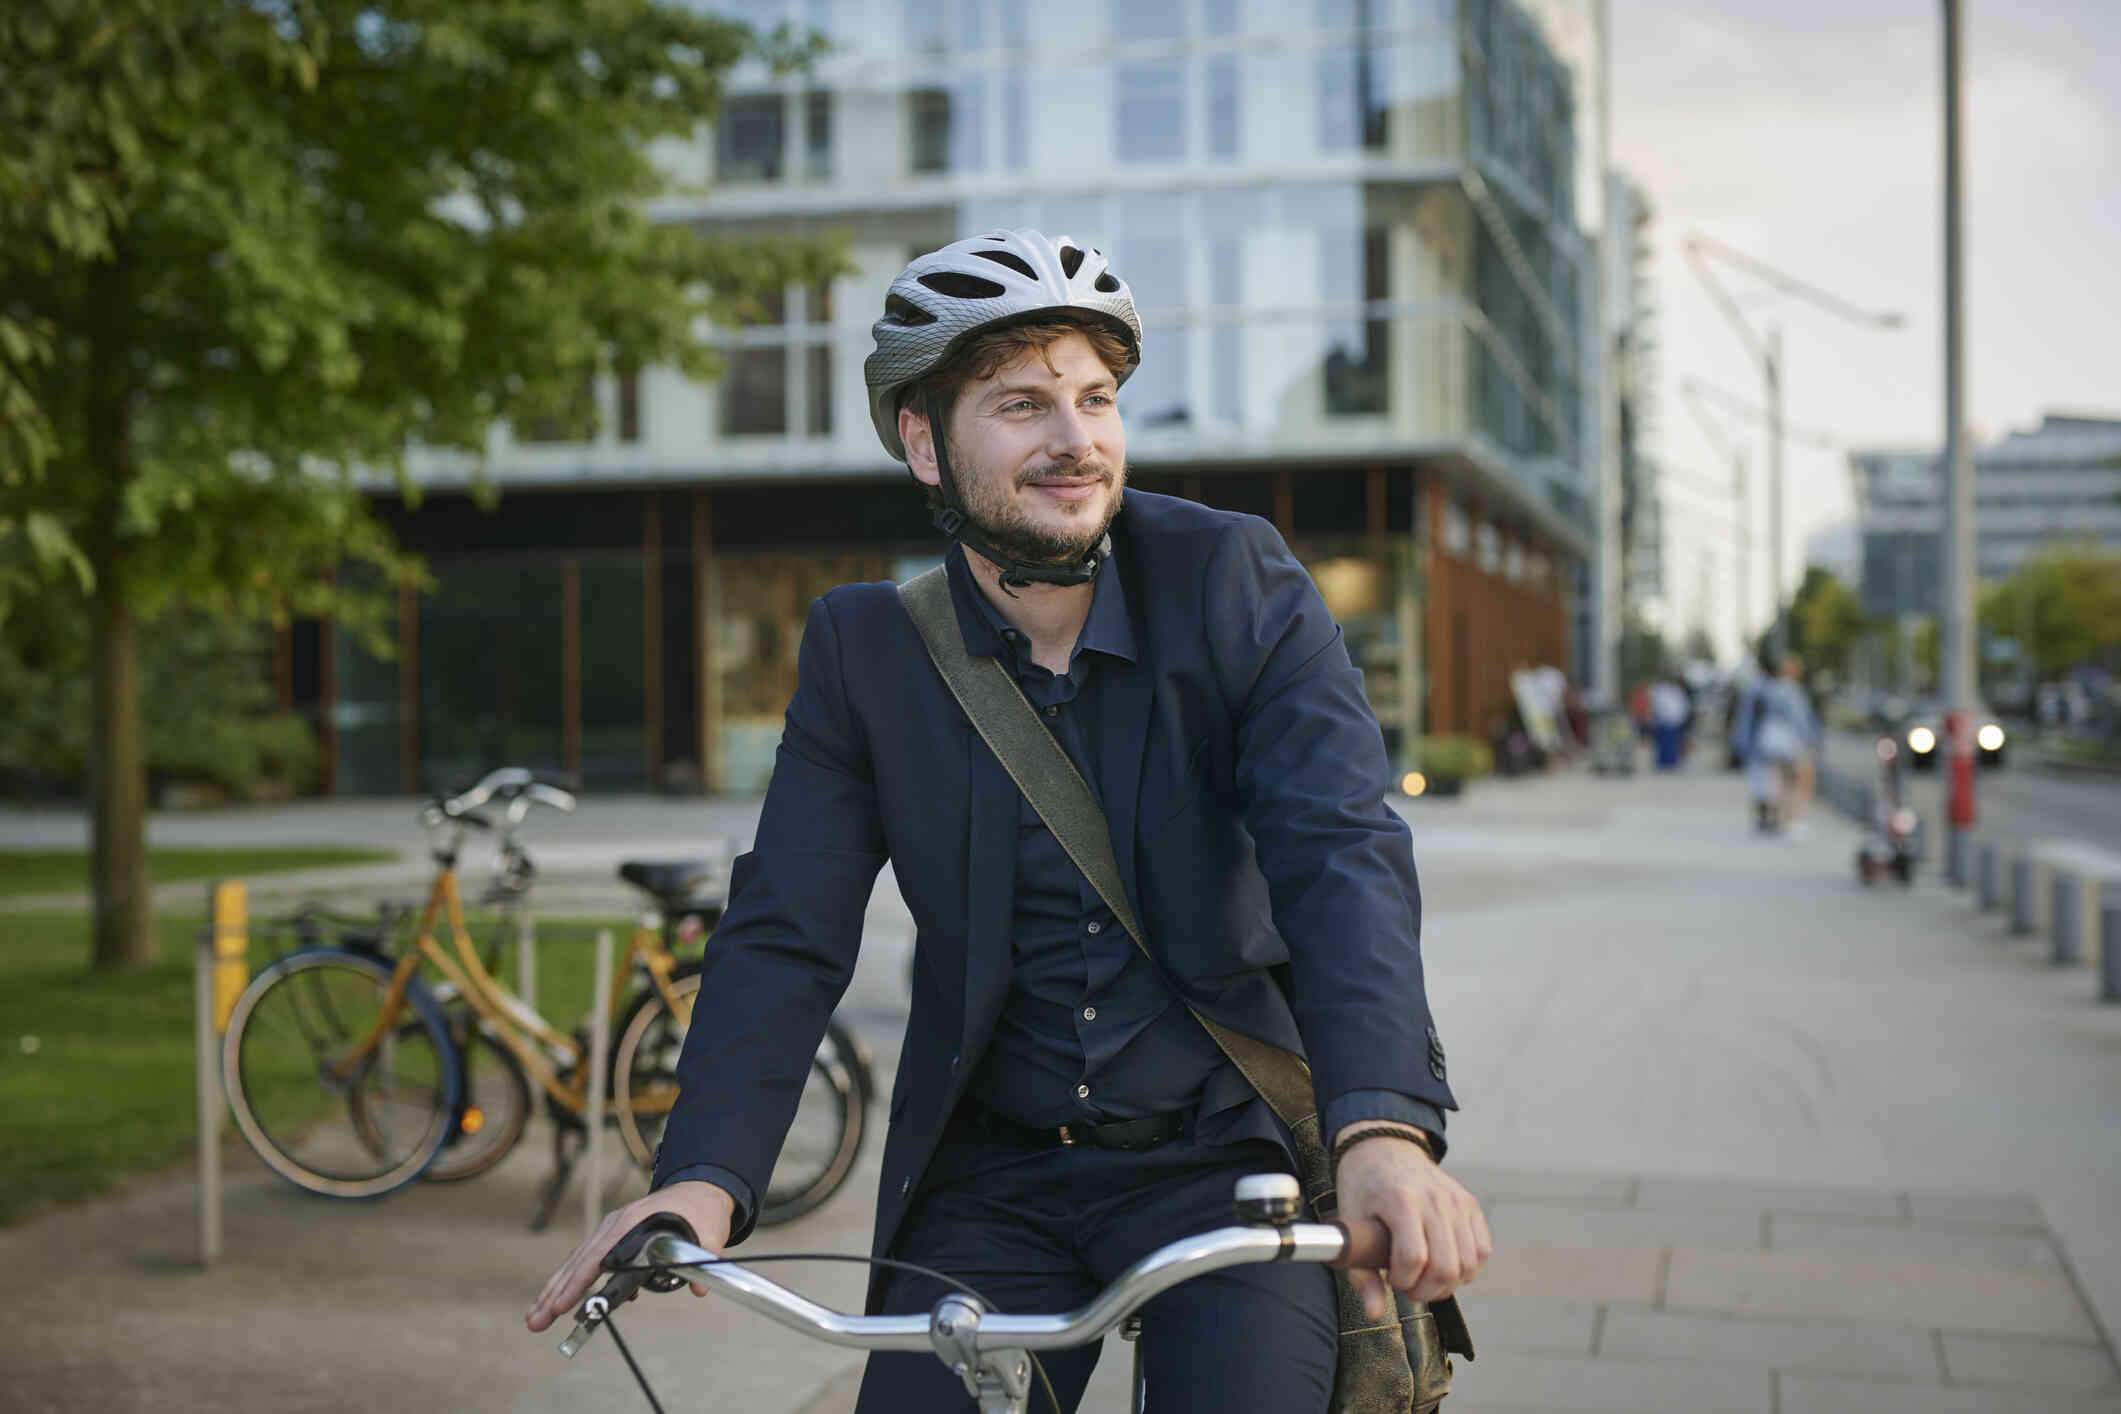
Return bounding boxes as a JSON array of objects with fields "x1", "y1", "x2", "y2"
[{"x1": 525, "y1": 1180, "x2": 737, "y2": 1333}]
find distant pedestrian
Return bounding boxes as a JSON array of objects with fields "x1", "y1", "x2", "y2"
[
  {"x1": 1736, "y1": 655, "x2": 1819, "y2": 834},
  {"x1": 1649, "y1": 676, "x2": 1689, "y2": 769}
]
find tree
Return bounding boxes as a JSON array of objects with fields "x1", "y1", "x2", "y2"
[
  {"x1": 1785, "y1": 566, "x2": 1869, "y2": 681},
  {"x1": 3, "y1": 1, "x2": 841, "y2": 969},
  {"x1": 1979, "y1": 541, "x2": 2121, "y2": 677}
]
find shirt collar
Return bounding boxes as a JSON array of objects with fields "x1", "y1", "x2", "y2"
[{"x1": 944, "y1": 539, "x2": 1136, "y2": 668}]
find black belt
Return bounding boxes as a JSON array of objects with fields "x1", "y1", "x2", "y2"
[{"x1": 965, "y1": 1102, "x2": 1188, "y2": 1152}]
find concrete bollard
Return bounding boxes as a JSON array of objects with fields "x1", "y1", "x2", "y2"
[
  {"x1": 2010, "y1": 856, "x2": 2037, "y2": 936},
  {"x1": 2052, "y1": 871, "x2": 2083, "y2": 965},
  {"x1": 1976, "y1": 842, "x2": 1999, "y2": 912},
  {"x1": 2102, "y1": 897, "x2": 2121, "y2": 1004}
]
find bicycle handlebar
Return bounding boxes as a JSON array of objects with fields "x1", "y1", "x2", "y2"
[{"x1": 558, "y1": 1176, "x2": 1392, "y2": 1364}]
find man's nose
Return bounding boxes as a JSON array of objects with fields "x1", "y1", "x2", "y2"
[{"x1": 1045, "y1": 404, "x2": 1096, "y2": 465}]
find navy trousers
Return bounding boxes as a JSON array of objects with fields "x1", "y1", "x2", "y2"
[{"x1": 852, "y1": 1123, "x2": 1337, "y2": 1414}]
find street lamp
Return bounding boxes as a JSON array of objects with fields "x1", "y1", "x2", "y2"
[
  {"x1": 1683, "y1": 237, "x2": 1904, "y2": 666},
  {"x1": 1939, "y1": 0, "x2": 1977, "y2": 884}
]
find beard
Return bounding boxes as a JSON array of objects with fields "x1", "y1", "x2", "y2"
[{"x1": 954, "y1": 455, "x2": 1128, "y2": 566}]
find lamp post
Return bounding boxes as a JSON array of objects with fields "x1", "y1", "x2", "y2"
[
  {"x1": 1939, "y1": 0, "x2": 1977, "y2": 884},
  {"x1": 1685, "y1": 239, "x2": 1903, "y2": 665}
]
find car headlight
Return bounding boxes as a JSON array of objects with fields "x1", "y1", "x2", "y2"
[
  {"x1": 1908, "y1": 726, "x2": 1937, "y2": 754},
  {"x1": 1977, "y1": 723, "x2": 2005, "y2": 752}
]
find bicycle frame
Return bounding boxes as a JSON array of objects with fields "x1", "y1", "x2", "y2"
[{"x1": 336, "y1": 855, "x2": 693, "y2": 1121}]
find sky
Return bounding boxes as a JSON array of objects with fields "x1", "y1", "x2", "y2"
[{"x1": 1607, "y1": 0, "x2": 2121, "y2": 655}]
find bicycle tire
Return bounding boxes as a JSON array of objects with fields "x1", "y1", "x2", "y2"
[
  {"x1": 221, "y1": 948, "x2": 461, "y2": 1199},
  {"x1": 418, "y1": 1020, "x2": 531, "y2": 1183},
  {"x1": 608, "y1": 969, "x2": 870, "y2": 1227}
]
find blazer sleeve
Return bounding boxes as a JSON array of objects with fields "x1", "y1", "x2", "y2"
[
  {"x1": 651, "y1": 592, "x2": 888, "y2": 1243},
  {"x1": 1201, "y1": 516, "x2": 1454, "y2": 1119}
]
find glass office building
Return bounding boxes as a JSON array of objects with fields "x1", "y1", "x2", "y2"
[{"x1": 322, "y1": 0, "x2": 1596, "y2": 794}]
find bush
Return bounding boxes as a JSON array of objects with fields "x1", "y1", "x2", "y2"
[{"x1": 1415, "y1": 734, "x2": 1494, "y2": 780}]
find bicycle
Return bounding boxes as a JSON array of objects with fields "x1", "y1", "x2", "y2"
[
  {"x1": 220, "y1": 768, "x2": 873, "y2": 1228},
  {"x1": 554, "y1": 1172, "x2": 1401, "y2": 1414}
]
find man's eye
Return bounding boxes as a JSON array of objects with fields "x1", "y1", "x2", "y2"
[
  {"x1": 1004, "y1": 399, "x2": 1037, "y2": 413},
  {"x1": 1083, "y1": 394, "x2": 1114, "y2": 408}
]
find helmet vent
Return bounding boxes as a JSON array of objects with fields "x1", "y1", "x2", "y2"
[
  {"x1": 1094, "y1": 271, "x2": 1122, "y2": 293},
  {"x1": 918, "y1": 271, "x2": 1008, "y2": 300},
  {"x1": 884, "y1": 293, "x2": 937, "y2": 327},
  {"x1": 1058, "y1": 245, "x2": 1086, "y2": 278},
  {"x1": 970, "y1": 249, "x2": 1037, "y2": 280}
]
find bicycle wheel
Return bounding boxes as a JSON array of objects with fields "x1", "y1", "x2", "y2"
[
  {"x1": 609, "y1": 970, "x2": 869, "y2": 1227},
  {"x1": 222, "y1": 948, "x2": 460, "y2": 1199},
  {"x1": 418, "y1": 1020, "x2": 531, "y2": 1183}
]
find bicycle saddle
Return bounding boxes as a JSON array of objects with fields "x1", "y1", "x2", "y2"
[{"x1": 618, "y1": 859, "x2": 722, "y2": 910}]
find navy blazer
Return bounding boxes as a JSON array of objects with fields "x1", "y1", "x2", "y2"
[{"x1": 655, "y1": 491, "x2": 1452, "y2": 1303}]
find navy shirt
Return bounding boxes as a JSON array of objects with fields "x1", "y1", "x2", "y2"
[{"x1": 958, "y1": 545, "x2": 1237, "y2": 1129}]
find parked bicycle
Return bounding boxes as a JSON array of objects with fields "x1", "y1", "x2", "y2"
[
  {"x1": 554, "y1": 1173, "x2": 1401, "y2": 1414},
  {"x1": 219, "y1": 767, "x2": 872, "y2": 1229}
]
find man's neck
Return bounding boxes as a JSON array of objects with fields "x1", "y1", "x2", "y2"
[{"x1": 964, "y1": 549, "x2": 1095, "y2": 675}]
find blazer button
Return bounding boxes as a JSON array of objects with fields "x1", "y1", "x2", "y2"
[
  {"x1": 900, "y1": 1176, "x2": 911, "y2": 1196},
  {"x1": 951, "y1": 1053, "x2": 961, "y2": 1071}
]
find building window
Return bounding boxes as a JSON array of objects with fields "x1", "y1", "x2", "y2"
[
  {"x1": 521, "y1": 372, "x2": 596, "y2": 444},
  {"x1": 1204, "y1": 0, "x2": 1239, "y2": 35},
  {"x1": 1324, "y1": 228, "x2": 1389, "y2": 417},
  {"x1": 616, "y1": 363, "x2": 641, "y2": 443},
  {"x1": 721, "y1": 347, "x2": 788, "y2": 436},
  {"x1": 1003, "y1": 68, "x2": 1029, "y2": 166},
  {"x1": 1318, "y1": 46, "x2": 1389, "y2": 152},
  {"x1": 999, "y1": 0, "x2": 1028, "y2": 49},
  {"x1": 1206, "y1": 58, "x2": 1239, "y2": 159},
  {"x1": 718, "y1": 94, "x2": 785, "y2": 183},
  {"x1": 1116, "y1": 60, "x2": 1186, "y2": 163},
  {"x1": 806, "y1": 344, "x2": 833, "y2": 437},
  {"x1": 907, "y1": 85, "x2": 986, "y2": 173},
  {"x1": 1124, "y1": 0, "x2": 1187, "y2": 39},
  {"x1": 805, "y1": 91, "x2": 833, "y2": 180}
]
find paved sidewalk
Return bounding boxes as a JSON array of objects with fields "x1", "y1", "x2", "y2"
[{"x1": 5, "y1": 762, "x2": 2119, "y2": 1412}]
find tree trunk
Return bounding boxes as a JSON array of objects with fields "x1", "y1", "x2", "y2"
[
  {"x1": 85, "y1": 240, "x2": 153, "y2": 972},
  {"x1": 89, "y1": 571, "x2": 153, "y2": 970}
]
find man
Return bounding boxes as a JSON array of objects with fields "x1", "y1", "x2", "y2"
[{"x1": 528, "y1": 230, "x2": 1488, "y2": 1411}]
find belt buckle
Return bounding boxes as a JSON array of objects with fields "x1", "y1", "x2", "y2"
[{"x1": 1057, "y1": 1124, "x2": 1076, "y2": 1147}]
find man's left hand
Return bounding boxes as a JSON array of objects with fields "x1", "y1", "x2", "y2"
[{"x1": 1332, "y1": 1125, "x2": 1491, "y2": 1320}]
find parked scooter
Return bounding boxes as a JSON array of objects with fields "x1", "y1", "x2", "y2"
[{"x1": 1856, "y1": 735, "x2": 1922, "y2": 885}]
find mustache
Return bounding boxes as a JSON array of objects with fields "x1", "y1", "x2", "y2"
[{"x1": 1016, "y1": 462, "x2": 1115, "y2": 488}]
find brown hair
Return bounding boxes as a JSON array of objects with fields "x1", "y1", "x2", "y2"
[{"x1": 909, "y1": 317, "x2": 1134, "y2": 433}]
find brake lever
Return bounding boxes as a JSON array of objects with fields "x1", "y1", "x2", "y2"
[{"x1": 557, "y1": 1212, "x2": 702, "y2": 1358}]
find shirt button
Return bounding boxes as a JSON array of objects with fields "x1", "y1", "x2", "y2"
[
  {"x1": 1044, "y1": 705, "x2": 1059, "y2": 717},
  {"x1": 1076, "y1": 1084, "x2": 1090, "y2": 1099},
  {"x1": 1082, "y1": 1006, "x2": 1097, "y2": 1021},
  {"x1": 1086, "y1": 920, "x2": 1102, "y2": 935}
]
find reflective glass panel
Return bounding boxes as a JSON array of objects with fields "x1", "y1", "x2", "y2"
[
  {"x1": 1115, "y1": 60, "x2": 1186, "y2": 163},
  {"x1": 722, "y1": 346, "x2": 789, "y2": 435},
  {"x1": 717, "y1": 94, "x2": 785, "y2": 182}
]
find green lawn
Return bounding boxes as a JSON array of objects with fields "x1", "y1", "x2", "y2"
[
  {"x1": 0, "y1": 906, "x2": 639, "y2": 1226},
  {"x1": 0, "y1": 846, "x2": 400, "y2": 899}
]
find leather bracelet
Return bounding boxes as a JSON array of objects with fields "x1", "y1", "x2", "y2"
[{"x1": 1331, "y1": 1124, "x2": 1436, "y2": 1170}]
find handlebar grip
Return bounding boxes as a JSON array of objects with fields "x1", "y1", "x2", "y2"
[
  {"x1": 1329, "y1": 1218, "x2": 1394, "y2": 1271},
  {"x1": 604, "y1": 1211, "x2": 701, "y2": 1283}
]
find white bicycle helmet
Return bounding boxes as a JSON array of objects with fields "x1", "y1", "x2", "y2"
[{"x1": 864, "y1": 228, "x2": 1143, "y2": 462}]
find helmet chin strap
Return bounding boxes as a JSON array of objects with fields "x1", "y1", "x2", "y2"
[{"x1": 922, "y1": 389, "x2": 1103, "y2": 595}]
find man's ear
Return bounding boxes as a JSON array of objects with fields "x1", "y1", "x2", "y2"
[{"x1": 900, "y1": 404, "x2": 940, "y2": 488}]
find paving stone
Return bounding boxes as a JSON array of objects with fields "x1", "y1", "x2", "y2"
[
  {"x1": 1770, "y1": 1214, "x2": 2064, "y2": 1270},
  {"x1": 1449, "y1": 1351, "x2": 1770, "y2": 1413},
  {"x1": 1940, "y1": 1331, "x2": 2121, "y2": 1391},
  {"x1": 1598, "y1": 1306, "x2": 1939, "y2": 1378},
  {"x1": 1782, "y1": 1372, "x2": 2121, "y2": 1413},
  {"x1": 1450, "y1": 1294, "x2": 1599, "y2": 1355},
  {"x1": 1634, "y1": 1177, "x2": 1903, "y2": 1220},
  {"x1": 1491, "y1": 1200, "x2": 1759, "y2": 1252},
  {"x1": 1665, "y1": 1247, "x2": 2102, "y2": 1340},
  {"x1": 1905, "y1": 1191, "x2": 2049, "y2": 1230},
  {"x1": 1471, "y1": 1237, "x2": 1663, "y2": 1304},
  {"x1": 1450, "y1": 1164, "x2": 1637, "y2": 1207}
]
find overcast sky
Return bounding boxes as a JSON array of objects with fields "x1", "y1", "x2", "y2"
[{"x1": 1608, "y1": 0, "x2": 2119, "y2": 646}]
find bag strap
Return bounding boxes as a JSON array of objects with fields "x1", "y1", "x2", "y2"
[{"x1": 897, "y1": 567, "x2": 1321, "y2": 1136}]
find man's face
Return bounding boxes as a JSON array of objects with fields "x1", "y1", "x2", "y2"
[{"x1": 903, "y1": 330, "x2": 1128, "y2": 566}]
